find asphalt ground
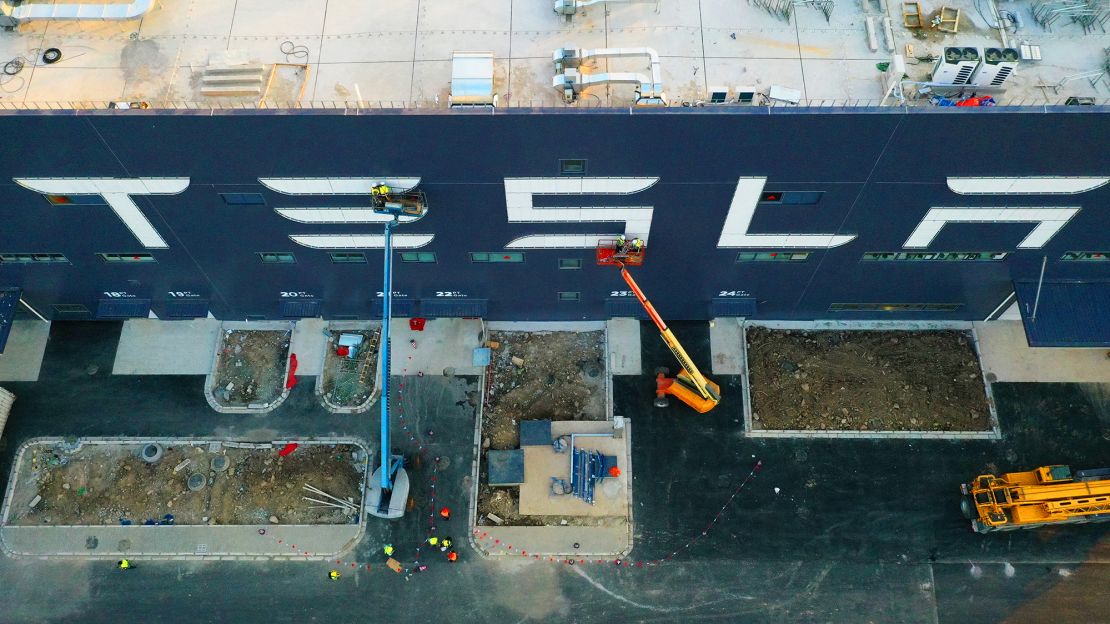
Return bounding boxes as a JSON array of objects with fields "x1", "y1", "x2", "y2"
[{"x1": 0, "y1": 321, "x2": 1107, "y2": 623}]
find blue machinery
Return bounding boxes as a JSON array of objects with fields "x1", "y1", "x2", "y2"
[{"x1": 366, "y1": 190, "x2": 426, "y2": 520}]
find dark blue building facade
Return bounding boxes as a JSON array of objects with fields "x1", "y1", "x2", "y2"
[{"x1": 0, "y1": 107, "x2": 1107, "y2": 323}]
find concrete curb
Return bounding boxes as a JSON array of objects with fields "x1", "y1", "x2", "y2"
[
  {"x1": 741, "y1": 322, "x2": 1001, "y2": 440},
  {"x1": 1, "y1": 436, "x2": 373, "y2": 560},
  {"x1": 204, "y1": 321, "x2": 295, "y2": 414},
  {"x1": 466, "y1": 321, "x2": 487, "y2": 558},
  {"x1": 315, "y1": 321, "x2": 382, "y2": 414}
]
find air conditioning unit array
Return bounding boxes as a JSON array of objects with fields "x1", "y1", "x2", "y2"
[
  {"x1": 971, "y1": 48, "x2": 1020, "y2": 87},
  {"x1": 932, "y1": 47, "x2": 980, "y2": 85}
]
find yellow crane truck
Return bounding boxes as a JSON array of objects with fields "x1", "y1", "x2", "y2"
[{"x1": 960, "y1": 465, "x2": 1110, "y2": 533}]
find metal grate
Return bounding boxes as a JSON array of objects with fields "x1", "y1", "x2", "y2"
[
  {"x1": 279, "y1": 299, "x2": 320, "y2": 318},
  {"x1": 96, "y1": 298, "x2": 151, "y2": 319},
  {"x1": 418, "y1": 298, "x2": 487, "y2": 318},
  {"x1": 605, "y1": 298, "x2": 648, "y2": 319},
  {"x1": 710, "y1": 297, "x2": 757, "y2": 317},
  {"x1": 164, "y1": 299, "x2": 209, "y2": 319},
  {"x1": 372, "y1": 298, "x2": 415, "y2": 318}
]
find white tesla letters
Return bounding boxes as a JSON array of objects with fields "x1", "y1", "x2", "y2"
[
  {"x1": 10, "y1": 175, "x2": 1105, "y2": 252},
  {"x1": 14, "y1": 177, "x2": 189, "y2": 249}
]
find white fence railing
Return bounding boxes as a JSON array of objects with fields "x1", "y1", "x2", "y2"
[{"x1": 0, "y1": 97, "x2": 1106, "y2": 112}]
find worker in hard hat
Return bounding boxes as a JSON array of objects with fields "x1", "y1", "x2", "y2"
[
  {"x1": 615, "y1": 234, "x2": 627, "y2": 254},
  {"x1": 439, "y1": 537, "x2": 453, "y2": 552},
  {"x1": 439, "y1": 507, "x2": 451, "y2": 520},
  {"x1": 117, "y1": 559, "x2": 132, "y2": 570},
  {"x1": 371, "y1": 183, "x2": 391, "y2": 208},
  {"x1": 427, "y1": 536, "x2": 439, "y2": 548},
  {"x1": 447, "y1": 551, "x2": 458, "y2": 563},
  {"x1": 329, "y1": 569, "x2": 341, "y2": 581},
  {"x1": 383, "y1": 544, "x2": 394, "y2": 557},
  {"x1": 630, "y1": 238, "x2": 644, "y2": 253}
]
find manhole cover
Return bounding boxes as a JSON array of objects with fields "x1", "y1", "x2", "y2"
[
  {"x1": 85, "y1": 536, "x2": 99, "y2": 550},
  {"x1": 85, "y1": 365, "x2": 99, "y2": 376},
  {"x1": 210, "y1": 455, "x2": 230, "y2": 472},
  {"x1": 117, "y1": 539, "x2": 131, "y2": 551},
  {"x1": 187, "y1": 473, "x2": 206, "y2": 491},
  {"x1": 985, "y1": 373, "x2": 998, "y2": 383},
  {"x1": 142, "y1": 443, "x2": 163, "y2": 463},
  {"x1": 794, "y1": 449, "x2": 808, "y2": 462},
  {"x1": 435, "y1": 456, "x2": 451, "y2": 469}
]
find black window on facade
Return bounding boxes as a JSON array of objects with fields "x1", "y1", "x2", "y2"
[
  {"x1": 559, "y1": 159, "x2": 587, "y2": 176},
  {"x1": 98, "y1": 253, "x2": 155, "y2": 263},
  {"x1": 760, "y1": 191, "x2": 823, "y2": 205},
  {"x1": 259, "y1": 252, "x2": 296, "y2": 264},
  {"x1": 221, "y1": 193, "x2": 266, "y2": 206},
  {"x1": 0, "y1": 253, "x2": 68, "y2": 264},
  {"x1": 862, "y1": 252, "x2": 1007, "y2": 262},
  {"x1": 329, "y1": 252, "x2": 366, "y2": 264},
  {"x1": 400, "y1": 252, "x2": 437, "y2": 263},
  {"x1": 52, "y1": 304, "x2": 89, "y2": 314},
  {"x1": 558, "y1": 292, "x2": 580, "y2": 302},
  {"x1": 471, "y1": 252, "x2": 524, "y2": 263},
  {"x1": 736, "y1": 252, "x2": 810, "y2": 262},
  {"x1": 45, "y1": 194, "x2": 105, "y2": 206},
  {"x1": 829, "y1": 303, "x2": 962, "y2": 312},
  {"x1": 1060, "y1": 251, "x2": 1108, "y2": 262},
  {"x1": 559, "y1": 258, "x2": 582, "y2": 270}
]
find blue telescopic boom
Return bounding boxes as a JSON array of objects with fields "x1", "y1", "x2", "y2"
[{"x1": 379, "y1": 219, "x2": 396, "y2": 490}]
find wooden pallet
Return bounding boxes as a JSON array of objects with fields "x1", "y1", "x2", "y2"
[
  {"x1": 935, "y1": 6, "x2": 960, "y2": 32},
  {"x1": 903, "y1": 2, "x2": 924, "y2": 28}
]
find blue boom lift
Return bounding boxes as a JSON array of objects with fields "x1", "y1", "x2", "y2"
[{"x1": 365, "y1": 185, "x2": 426, "y2": 519}]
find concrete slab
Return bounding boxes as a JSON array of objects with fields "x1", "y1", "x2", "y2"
[
  {"x1": 475, "y1": 525, "x2": 630, "y2": 557},
  {"x1": 389, "y1": 318, "x2": 484, "y2": 376},
  {"x1": 975, "y1": 321, "x2": 1110, "y2": 383},
  {"x1": 0, "y1": 524, "x2": 361, "y2": 559},
  {"x1": 289, "y1": 318, "x2": 326, "y2": 376},
  {"x1": 519, "y1": 421, "x2": 630, "y2": 518},
  {"x1": 606, "y1": 318, "x2": 642, "y2": 376},
  {"x1": 112, "y1": 319, "x2": 221, "y2": 375},
  {"x1": 0, "y1": 322, "x2": 50, "y2": 382},
  {"x1": 709, "y1": 317, "x2": 743, "y2": 375}
]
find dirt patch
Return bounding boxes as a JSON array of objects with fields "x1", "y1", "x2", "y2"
[
  {"x1": 477, "y1": 330, "x2": 608, "y2": 526},
  {"x1": 211, "y1": 329, "x2": 291, "y2": 406},
  {"x1": 747, "y1": 328, "x2": 991, "y2": 431},
  {"x1": 13, "y1": 443, "x2": 364, "y2": 526},
  {"x1": 475, "y1": 480, "x2": 616, "y2": 528},
  {"x1": 321, "y1": 329, "x2": 380, "y2": 408},
  {"x1": 483, "y1": 330, "x2": 606, "y2": 451}
]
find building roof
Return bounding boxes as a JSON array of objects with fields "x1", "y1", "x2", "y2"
[{"x1": 0, "y1": 0, "x2": 1106, "y2": 109}]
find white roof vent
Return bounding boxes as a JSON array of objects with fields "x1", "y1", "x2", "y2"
[{"x1": 450, "y1": 52, "x2": 495, "y2": 107}]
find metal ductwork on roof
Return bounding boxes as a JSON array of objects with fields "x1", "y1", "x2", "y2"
[
  {"x1": 552, "y1": 47, "x2": 666, "y2": 106},
  {"x1": 1, "y1": 0, "x2": 154, "y2": 25}
]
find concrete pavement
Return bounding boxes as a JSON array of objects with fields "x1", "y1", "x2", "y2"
[{"x1": 0, "y1": 320, "x2": 1106, "y2": 624}]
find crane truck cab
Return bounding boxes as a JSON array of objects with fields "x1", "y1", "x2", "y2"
[{"x1": 960, "y1": 465, "x2": 1110, "y2": 533}]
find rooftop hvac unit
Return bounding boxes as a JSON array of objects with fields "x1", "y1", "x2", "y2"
[
  {"x1": 971, "y1": 48, "x2": 1020, "y2": 87},
  {"x1": 932, "y1": 47, "x2": 980, "y2": 85}
]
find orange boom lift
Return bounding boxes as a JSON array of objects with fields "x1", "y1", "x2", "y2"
[{"x1": 597, "y1": 239, "x2": 721, "y2": 413}]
